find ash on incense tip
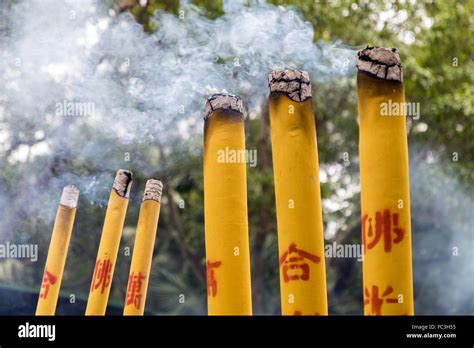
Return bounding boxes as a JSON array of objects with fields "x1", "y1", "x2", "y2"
[
  {"x1": 204, "y1": 93, "x2": 245, "y2": 120},
  {"x1": 60, "y1": 185, "x2": 80, "y2": 209},
  {"x1": 356, "y1": 46, "x2": 403, "y2": 82},
  {"x1": 113, "y1": 169, "x2": 133, "y2": 198},
  {"x1": 143, "y1": 179, "x2": 163, "y2": 202},
  {"x1": 268, "y1": 69, "x2": 312, "y2": 102}
]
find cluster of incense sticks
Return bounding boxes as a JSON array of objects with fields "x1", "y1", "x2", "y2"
[
  {"x1": 202, "y1": 46, "x2": 413, "y2": 316},
  {"x1": 36, "y1": 171, "x2": 163, "y2": 316},
  {"x1": 36, "y1": 46, "x2": 414, "y2": 316},
  {"x1": 202, "y1": 74, "x2": 328, "y2": 316}
]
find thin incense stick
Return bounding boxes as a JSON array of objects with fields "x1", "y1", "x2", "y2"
[
  {"x1": 86, "y1": 169, "x2": 132, "y2": 315},
  {"x1": 36, "y1": 186, "x2": 79, "y2": 315},
  {"x1": 124, "y1": 179, "x2": 163, "y2": 315}
]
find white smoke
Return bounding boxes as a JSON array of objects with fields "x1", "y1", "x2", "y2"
[
  {"x1": 409, "y1": 158, "x2": 474, "y2": 314},
  {"x1": 0, "y1": 0, "x2": 357, "y2": 229}
]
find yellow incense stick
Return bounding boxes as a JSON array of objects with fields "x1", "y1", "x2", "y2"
[
  {"x1": 203, "y1": 93, "x2": 252, "y2": 315},
  {"x1": 36, "y1": 186, "x2": 79, "y2": 315},
  {"x1": 268, "y1": 70, "x2": 328, "y2": 316},
  {"x1": 124, "y1": 179, "x2": 163, "y2": 315},
  {"x1": 357, "y1": 47, "x2": 414, "y2": 315},
  {"x1": 86, "y1": 169, "x2": 132, "y2": 315}
]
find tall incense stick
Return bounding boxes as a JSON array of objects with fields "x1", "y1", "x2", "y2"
[
  {"x1": 357, "y1": 47, "x2": 414, "y2": 315},
  {"x1": 268, "y1": 70, "x2": 328, "y2": 315},
  {"x1": 203, "y1": 93, "x2": 253, "y2": 315}
]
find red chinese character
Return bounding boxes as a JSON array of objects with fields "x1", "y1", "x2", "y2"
[
  {"x1": 91, "y1": 258, "x2": 112, "y2": 294},
  {"x1": 362, "y1": 209, "x2": 404, "y2": 254},
  {"x1": 40, "y1": 268, "x2": 57, "y2": 300},
  {"x1": 279, "y1": 243, "x2": 320, "y2": 283},
  {"x1": 125, "y1": 272, "x2": 146, "y2": 309},
  {"x1": 206, "y1": 260, "x2": 222, "y2": 297},
  {"x1": 364, "y1": 285, "x2": 398, "y2": 315}
]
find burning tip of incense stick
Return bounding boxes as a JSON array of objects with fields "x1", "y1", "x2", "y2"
[
  {"x1": 60, "y1": 185, "x2": 80, "y2": 208},
  {"x1": 356, "y1": 46, "x2": 403, "y2": 82},
  {"x1": 268, "y1": 69, "x2": 312, "y2": 102},
  {"x1": 143, "y1": 179, "x2": 163, "y2": 202},
  {"x1": 204, "y1": 93, "x2": 245, "y2": 120},
  {"x1": 113, "y1": 169, "x2": 133, "y2": 198}
]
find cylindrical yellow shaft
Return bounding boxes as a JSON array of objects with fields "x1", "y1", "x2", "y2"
[
  {"x1": 124, "y1": 179, "x2": 163, "y2": 315},
  {"x1": 203, "y1": 93, "x2": 252, "y2": 315},
  {"x1": 357, "y1": 47, "x2": 414, "y2": 315},
  {"x1": 268, "y1": 70, "x2": 328, "y2": 316},
  {"x1": 86, "y1": 169, "x2": 132, "y2": 315},
  {"x1": 36, "y1": 186, "x2": 79, "y2": 315}
]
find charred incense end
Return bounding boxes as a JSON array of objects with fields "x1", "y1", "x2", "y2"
[
  {"x1": 143, "y1": 179, "x2": 163, "y2": 203},
  {"x1": 60, "y1": 185, "x2": 80, "y2": 208},
  {"x1": 113, "y1": 169, "x2": 133, "y2": 198},
  {"x1": 268, "y1": 69, "x2": 312, "y2": 102},
  {"x1": 357, "y1": 46, "x2": 403, "y2": 82},
  {"x1": 204, "y1": 93, "x2": 245, "y2": 120}
]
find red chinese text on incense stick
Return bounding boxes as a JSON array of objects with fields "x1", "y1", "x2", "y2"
[
  {"x1": 125, "y1": 272, "x2": 146, "y2": 309},
  {"x1": 206, "y1": 260, "x2": 222, "y2": 297},
  {"x1": 364, "y1": 285, "x2": 399, "y2": 315},
  {"x1": 279, "y1": 243, "x2": 321, "y2": 283},
  {"x1": 90, "y1": 257, "x2": 112, "y2": 294},
  {"x1": 362, "y1": 209, "x2": 405, "y2": 254},
  {"x1": 39, "y1": 268, "x2": 58, "y2": 300}
]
